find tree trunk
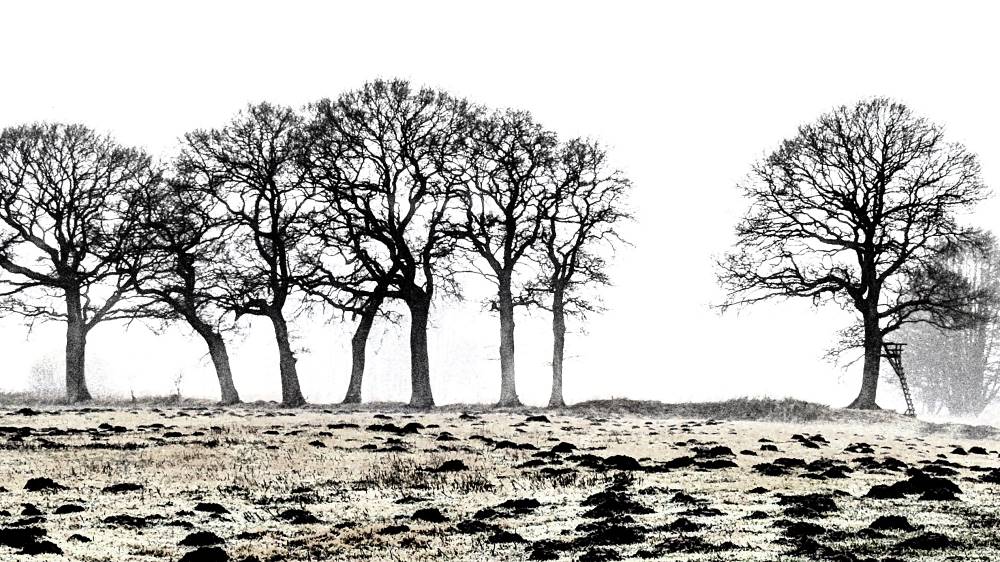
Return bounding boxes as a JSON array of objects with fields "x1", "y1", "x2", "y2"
[
  {"x1": 496, "y1": 273, "x2": 521, "y2": 407},
  {"x1": 64, "y1": 288, "x2": 92, "y2": 403},
  {"x1": 200, "y1": 330, "x2": 240, "y2": 405},
  {"x1": 407, "y1": 296, "x2": 434, "y2": 408},
  {"x1": 343, "y1": 293, "x2": 384, "y2": 404},
  {"x1": 847, "y1": 313, "x2": 882, "y2": 409},
  {"x1": 269, "y1": 312, "x2": 306, "y2": 407},
  {"x1": 548, "y1": 287, "x2": 566, "y2": 408}
]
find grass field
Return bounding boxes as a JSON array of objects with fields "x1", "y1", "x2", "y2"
[{"x1": 1, "y1": 398, "x2": 999, "y2": 561}]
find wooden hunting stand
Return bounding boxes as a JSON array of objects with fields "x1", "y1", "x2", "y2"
[{"x1": 882, "y1": 342, "x2": 916, "y2": 417}]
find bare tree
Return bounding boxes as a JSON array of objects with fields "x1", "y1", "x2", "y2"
[
  {"x1": 535, "y1": 139, "x2": 631, "y2": 408},
  {"x1": 455, "y1": 110, "x2": 557, "y2": 406},
  {"x1": 0, "y1": 123, "x2": 159, "y2": 402},
  {"x1": 894, "y1": 234, "x2": 1000, "y2": 416},
  {"x1": 127, "y1": 178, "x2": 241, "y2": 404},
  {"x1": 717, "y1": 98, "x2": 989, "y2": 410},
  {"x1": 178, "y1": 103, "x2": 312, "y2": 407},
  {"x1": 332, "y1": 281, "x2": 394, "y2": 404},
  {"x1": 296, "y1": 206, "x2": 399, "y2": 404},
  {"x1": 305, "y1": 79, "x2": 473, "y2": 408}
]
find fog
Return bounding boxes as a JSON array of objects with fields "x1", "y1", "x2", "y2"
[{"x1": 1, "y1": 1, "x2": 999, "y2": 420}]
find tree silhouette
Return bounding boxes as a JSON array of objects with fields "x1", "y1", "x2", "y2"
[
  {"x1": 295, "y1": 198, "x2": 399, "y2": 404},
  {"x1": 0, "y1": 123, "x2": 159, "y2": 402},
  {"x1": 718, "y1": 98, "x2": 989, "y2": 410},
  {"x1": 178, "y1": 103, "x2": 312, "y2": 407},
  {"x1": 305, "y1": 80, "x2": 473, "y2": 408},
  {"x1": 127, "y1": 178, "x2": 242, "y2": 404},
  {"x1": 455, "y1": 110, "x2": 557, "y2": 407},
  {"x1": 535, "y1": 139, "x2": 631, "y2": 407}
]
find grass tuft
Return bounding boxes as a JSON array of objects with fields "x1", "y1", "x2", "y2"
[{"x1": 566, "y1": 397, "x2": 834, "y2": 422}]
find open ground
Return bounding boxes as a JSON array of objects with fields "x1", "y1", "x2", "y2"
[{"x1": 1, "y1": 398, "x2": 1000, "y2": 561}]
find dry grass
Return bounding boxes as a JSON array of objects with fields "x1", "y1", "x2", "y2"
[
  {"x1": 0, "y1": 400, "x2": 998, "y2": 561},
  {"x1": 568, "y1": 396, "x2": 836, "y2": 421},
  {"x1": 0, "y1": 394, "x2": 839, "y2": 420}
]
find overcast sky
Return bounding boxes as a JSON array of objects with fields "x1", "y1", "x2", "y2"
[{"x1": 1, "y1": 1, "x2": 998, "y2": 416}]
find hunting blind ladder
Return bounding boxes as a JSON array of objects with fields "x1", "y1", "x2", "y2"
[{"x1": 882, "y1": 342, "x2": 916, "y2": 417}]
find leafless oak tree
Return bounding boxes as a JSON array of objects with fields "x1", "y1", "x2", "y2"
[
  {"x1": 0, "y1": 123, "x2": 159, "y2": 402},
  {"x1": 127, "y1": 178, "x2": 241, "y2": 404},
  {"x1": 718, "y1": 98, "x2": 989, "y2": 410},
  {"x1": 295, "y1": 195, "x2": 399, "y2": 404},
  {"x1": 178, "y1": 103, "x2": 312, "y2": 407},
  {"x1": 305, "y1": 80, "x2": 473, "y2": 408},
  {"x1": 535, "y1": 139, "x2": 631, "y2": 408},
  {"x1": 455, "y1": 110, "x2": 558, "y2": 407}
]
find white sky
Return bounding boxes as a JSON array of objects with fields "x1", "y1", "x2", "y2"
[{"x1": 1, "y1": 1, "x2": 999, "y2": 414}]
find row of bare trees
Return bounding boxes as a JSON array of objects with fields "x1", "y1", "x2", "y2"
[{"x1": 0, "y1": 80, "x2": 630, "y2": 408}]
